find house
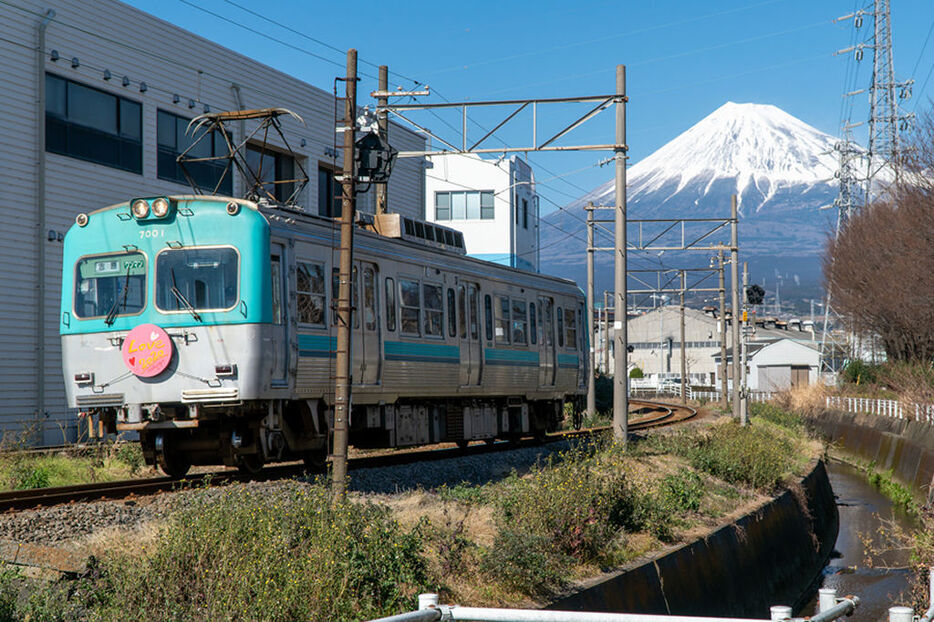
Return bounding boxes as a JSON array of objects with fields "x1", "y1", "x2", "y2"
[
  {"x1": 424, "y1": 153, "x2": 539, "y2": 272},
  {"x1": 2, "y1": 0, "x2": 427, "y2": 442},
  {"x1": 713, "y1": 338, "x2": 821, "y2": 392}
]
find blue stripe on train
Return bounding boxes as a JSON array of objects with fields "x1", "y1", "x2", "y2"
[
  {"x1": 384, "y1": 340, "x2": 460, "y2": 364},
  {"x1": 557, "y1": 353, "x2": 579, "y2": 369},
  {"x1": 484, "y1": 348, "x2": 539, "y2": 367},
  {"x1": 297, "y1": 333, "x2": 337, "y2": 358}
]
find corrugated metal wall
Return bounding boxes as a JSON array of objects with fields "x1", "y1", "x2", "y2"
[{"x1": 1, "y1": 0, "x2": 426, "y2": 443}]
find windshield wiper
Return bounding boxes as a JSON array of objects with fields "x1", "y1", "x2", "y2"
[
  {"x1": 170, "y1": 268, "x2": 202, "y2": 322},
  {"x1": 104, "y1": 265, "x2": 132, "y2": 326}
]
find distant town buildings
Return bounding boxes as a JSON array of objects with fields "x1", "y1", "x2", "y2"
[{"x1": 424, "y1": 153, "x2": 540, "y2": 272}]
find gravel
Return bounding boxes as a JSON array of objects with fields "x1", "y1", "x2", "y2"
[{"x1": 0, "y1": 440, "x2": 572, "y2": 546}]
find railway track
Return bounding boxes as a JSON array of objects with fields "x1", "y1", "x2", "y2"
[{"x1": 0, "y1": 399, "x2": 696, "y2": 513}]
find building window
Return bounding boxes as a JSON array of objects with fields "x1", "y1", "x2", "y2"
[
  {"x1": 246, "y1": 145, "x2": 296, "y2": 202},
  {"x1": 45, "y1": 73, "x2": 142, "y2": 173},
  {"x1": 296, "y1": 261, "x2": 326, "y2": 326},
  {"x1": 157, "y1": 110, "x2": 232, "y2": 194},
  {"x1": 317, "y1": 166, "x2": 342, "y2": 217},
  {"x1": 435, "y1": 191, "x2": 494, "y2": 220},
  {"x1": 522, "y1": 198, "x2": 528, "y2": 229}
]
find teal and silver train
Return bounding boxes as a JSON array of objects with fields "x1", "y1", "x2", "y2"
[{"x1": 61, "y1": 195, "x2": 586, "y2": 476}]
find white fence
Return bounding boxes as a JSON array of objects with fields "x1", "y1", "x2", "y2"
[{"x1": 825, "y1": 395, "x2": 934, "y2": 424}]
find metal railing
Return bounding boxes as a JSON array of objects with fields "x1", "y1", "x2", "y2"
[
  {"x1": 371, "y1": 588, "x2": 863, "y2": 622},
  {"x1": 825, "y1": 395, "x2": 934, "y2": 424}
]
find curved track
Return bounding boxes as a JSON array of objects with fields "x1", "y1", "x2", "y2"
[{"x1": 0, "y1": 399, "x2": 696, "y2": 513}]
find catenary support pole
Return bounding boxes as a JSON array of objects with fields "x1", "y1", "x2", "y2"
[
  {"x1": 680, "y1": 270, "x2": 686, "y2": 404},
  {"x1": 730, "y1": 194, "x2": 743, "y2": 425},
  {"x1": 376, "y1": 64, "x2": 388, "y2": 214},
  {"x1": 612, "y1": 64, "x2": 628, "y2": 443},
  {"x1": 332, "y1": 49, "x2": 357, "y2": 501},
  {"x1": 718, "y1": 250, "x2": 728, "y2": 410},
  {"x1": 603, "y1": 290, "x2": 610, "y2": 374},
  {"x1": 586, "y1": 203, "x2": 596, "y2": 416},
  {"x1": 741, "y1": 261, "x2": 748, "y2": 422}
]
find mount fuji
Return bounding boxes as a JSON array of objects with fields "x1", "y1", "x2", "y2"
[{"x1": 540, "y1": 102, "x2": 840, "y2": 305}]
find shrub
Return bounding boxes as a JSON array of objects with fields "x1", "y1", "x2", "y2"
[
  {"x1": 480, "y1": 529, "x2": 569, "y2": 596},
  {"x1": 750, "y1": 402, "x2": 804, "y2": 432},
  {"x1": 93, "y1": 483, "x2": 435, "y2": 621},
  {"x1": 676, "y1": 420, "x2": 796, "y2": 491},
  {"x1": 841, "y1": 359, "x2": 883, "y2": 385},
  {"x1": 629, "y1": 367, "x2": 644, "y2": 379},
  {"x1": 8, "y1": 461, "x2": 50, "y2": 490}
]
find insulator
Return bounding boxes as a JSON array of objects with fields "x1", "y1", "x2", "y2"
[
  {"x1": 855, "y1": 15, "x2": 863, "y2": 28},
  {"x1": 899, "y1": 119, "x2": 910, "y2": 131},
  {"x1": 900, "y1": 87, "x2": 912, "y2": 100},
  {"x1": 855, "y1": 48, "x2": 863, "y2": 61}
]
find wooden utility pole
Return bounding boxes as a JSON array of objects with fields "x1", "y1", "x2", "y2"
[
  {"x1": 376, "y1": 65, "x2": 388, "y2": 214},
  {"x1": 679, "y1": 270, "x2": 687, "y2": 405},
  {"x1": 603, "y1": 291, "x2": 610, "y2": 375},
  {"x1": 741, "y1": 261, "x2": 749, "y2": 424},
  {"x1": 730, "y1": 194, "x2": 743, "y2": 425},
  {"x1": 612, "y1": 64, "x2": 628, "y2": 444},
  {"x1": 718, "y1": 250, "x2": 728, "y2": 410},
  {"x1": 332, "y1": 49, "x2": 357, "y2": 501},
  {"x1": 586, "y1": 203, "x2": 596, "y2": 417}
]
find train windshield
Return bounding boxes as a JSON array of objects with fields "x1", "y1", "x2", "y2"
[
  {"x1": 155, "y1": 247, "x2": 239, "y2": 312},
  {"x1": 74, "y1": 252, "x2": 146, "y2": 319}
]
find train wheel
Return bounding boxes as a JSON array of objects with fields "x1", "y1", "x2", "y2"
[
  {"x1": 157, "y1": 447, "x2": 191, "y2": 478},
  {"x1": 236, "y1": 454, "x2": 265, "y2": 476},
  {"x1": 302, "y1": 447, "x2": 328, "y2": 471}
]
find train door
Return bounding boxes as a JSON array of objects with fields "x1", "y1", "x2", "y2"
[
  {"x1": 270, "y1": 242, "x2": 289, "y2": 386},
  {"x1": 458, "y1": 282, "x2": 482, "y2": 386},
  {"x1": 356, "y1": 261, "x2": 381, "y2": 385},
  {"x1": 538, "y1": 296, "x2": 556, "y2": 387}
]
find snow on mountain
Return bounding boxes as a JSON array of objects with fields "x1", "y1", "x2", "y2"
[
  {"x1": 540, "y1": 102, "x2": 840, "y2": 294},
  {"x1": 573, "y1": 102, "x2": 839, "y2": 214}
]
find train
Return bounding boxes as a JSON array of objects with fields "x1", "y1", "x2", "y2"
[{"x1": 60, "y1": 195, "x2": 587, "y2": 476}]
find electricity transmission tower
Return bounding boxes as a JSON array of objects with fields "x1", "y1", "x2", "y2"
[{"x1": 822, "y1": 0, "x2": 914, "y2": 374}]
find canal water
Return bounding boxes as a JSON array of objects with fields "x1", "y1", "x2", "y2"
[{"x1": 800, "y1": 459, "x2": 919, "y2": 622}]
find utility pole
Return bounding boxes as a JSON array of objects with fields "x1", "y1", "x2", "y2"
[
  {"x1": 612, "y1": 64, "x2": 628, "y2": 444},
  {"x1": 586, "y1": 203, "x2": 596, "y2": 417},
  {"x1": 730, "y1": 194, "x2": 743, "y2": 425},
  {"x1": 679, "y1": 270, "x2": 687, "y2": 405},
  {"x1": 332, "y1": 49, "x2": 357, "y2": 501},
  {"x1": 376, "y1": 65, "x2": 389, "y2": 214},
  {"x1": 741, "y1": 261, "x2": 749, "y2": 424},
  {"x1": 603, "y1": 290, "x2": 610, "y2": 375},
  {"x1": 718, "y1": 250, "x2": 728, "y2": 410}
]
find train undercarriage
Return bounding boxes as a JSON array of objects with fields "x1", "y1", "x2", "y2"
[{"x1": 95, "y1": 396, "x2": 570, "y2": 477}]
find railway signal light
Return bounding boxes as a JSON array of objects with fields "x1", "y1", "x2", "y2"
[{"x1": 746, "y1": 284, "x2": 765, "y2": 305}]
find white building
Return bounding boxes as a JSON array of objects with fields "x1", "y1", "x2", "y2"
[
  {"x1": 2, "y1": 0, "x2": 426, "y2": 443},
  {"x1": 424, "y1": 153, "x2": 539, "y2": 272},
  {"x1": 715, "y1": 339, "x2": 821, "y2": 392}
]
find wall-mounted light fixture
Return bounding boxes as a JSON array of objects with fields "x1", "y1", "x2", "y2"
[
  {"x1": 103, "y1": 69, "x2": 111, "y2": 80},
  {"x1": 122, "y1": 76, "x2": 130, "y2": 87},
  {"x1": 203, "y1": 104, "x2": 210, "y2": 113},
  {"x1": 188, "y1": 99, "x2": 196, "y2": 109},
  {"x1": 139, "y1": 82, "x2": 148, "y2": 93},
  {"x1": 70, "y1": 57, "x2": 79, "y2": 68},
  {"x1": 300, "y1": 138, "x2": 307, "y2": 148},
  {"x1": 50, "y1": 49, "x2": 59, "y2": 61}
]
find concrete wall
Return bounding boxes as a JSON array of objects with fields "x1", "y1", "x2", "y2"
[
  {"x1": 550, "y1": 460, "x2": 838, "y2": 617},
  {"x1": 808, "y1": 410, "x2": 934, "y2": 506}
]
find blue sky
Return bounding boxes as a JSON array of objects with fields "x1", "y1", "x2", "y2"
[{"x1": 126, "y1": 0, "x2": 934, "y2": 213}]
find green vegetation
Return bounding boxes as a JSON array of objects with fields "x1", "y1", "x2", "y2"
[
  {"x1": 0, "y1": 414, "x2": 817, "y2": 618},
  {"x1": 629, "y1": 367, "x2": 644, "y2": 379},
  {"x1": 858, "y1": 460, "x2": 920, "y2": 517},
  {"x1": 0, "y1": 442, "x2": 146, "y2": 491}
]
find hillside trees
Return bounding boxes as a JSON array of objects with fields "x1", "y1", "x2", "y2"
[{"x1": 823, "y1": 111, "x2": 934, "y2": 361}]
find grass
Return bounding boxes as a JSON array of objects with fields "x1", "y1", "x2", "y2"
[
  {"x1": 0, "y1": 442, "x2": 147, "y2": 491},
  {"x1": 0, "y1": 408, "x2": 821, "y2": 618}
]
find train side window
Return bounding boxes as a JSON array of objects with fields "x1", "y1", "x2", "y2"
[
  {"x1": 270, "y1": 256, "x2": 283, "y2": 324},
  {"x1": 494, "y1": 295, "x2": 510, "y2": 344},
  {"x1": 565, "y1": 307, "x2": 577, "y2": 350},
  {"x1": 557, "y1": 308, "x2": 565, "y2": 348},
  {"x1": 529, "y1": 303, "x2": 537, "y2": 345},
  {"x1": 399, "y1": 279, "x2": 420, "y2": 335},
  {"x1": 363, "y1": 266, "x2": 377, "y2": 331},
  {"x1": 469, "y1": 285, "x2": 480, "y2": 340},
  {"x1": 484, "y1": 295, "x2": 493, "y2": 341},
  {"x1": 423, "y1": 283, "x2": 443, "y2": 337},
  {"x1": 447, "y1": 288, "x2": 457, "y2": 338},
  {"x1": 296, "y1": 261, "x2": 326, "y2": 326},
  {"x1": 385, "y1": 277, "x2": 396, "y2": 331},
  {"x1": 511, "y1": 298, "x2": 528, "y2": 345},
  {"x1": 457, "y1": 285, "x2": 467, "y2": 338}
]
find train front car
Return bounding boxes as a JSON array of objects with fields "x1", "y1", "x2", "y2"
[{"x1": 61, "y1": 196, "x2": 277, "y2": 476}]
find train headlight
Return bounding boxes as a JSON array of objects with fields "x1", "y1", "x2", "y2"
[
  {"x1": 151, "y1": 197, "x2": 170, "y2": 218},
  {"x1": 75, "y1": 213, "x2": 89, "y2": 227},
  {"x1": 131, "y1": 199, "x2": 150, "y2": 219}
]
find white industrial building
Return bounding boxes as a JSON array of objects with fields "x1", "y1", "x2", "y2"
[
  {"x1": 714, "y1": 338, "x2": 820, "y2": 392},
  {"x1": 424, "y1": 153, "x2": 539, "y2": 272},
  {"x1": 2, "y1": 0, "x2": 427, "y2": 443}
]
